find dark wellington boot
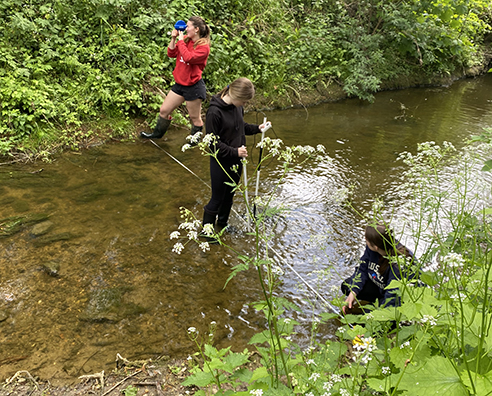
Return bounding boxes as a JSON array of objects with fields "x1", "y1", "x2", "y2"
[
  {"x1": 216, "y1": 202, "x2": 233, "y2": 231},
  {"x1": 140, "y1": 116, "x2": 171, "y2": 139},
  {"x1": 188, "y1": 125, "x2": 203, "y2": 146}
]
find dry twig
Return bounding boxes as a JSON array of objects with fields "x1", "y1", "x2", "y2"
[{"x1": 5, "y1": 370, "x2": 39, "y2": 389}]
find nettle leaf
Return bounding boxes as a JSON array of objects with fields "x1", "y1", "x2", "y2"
[
  {"x1": 231, "y1": 368, "x2": 254, "y2": 383},
  {"x1": 249, "y1": 330, "x2": 270, "y2": 345},
  {"x1": 397, "y1": 356, "x2": 468, "y2": 396},
  {"x1": 182, "y1": 370, "x2": 216, "y2": 387},
  {"x1": 222, "y1": 351, "x2": 250, "y2": 373},
  {"x1": 250, "y1": 366, "x2": 269, "y2": 383}
]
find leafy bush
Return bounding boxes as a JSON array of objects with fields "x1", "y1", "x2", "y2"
[{"x1": 0, "y1": 0, "x2": 490, "y2": 157}]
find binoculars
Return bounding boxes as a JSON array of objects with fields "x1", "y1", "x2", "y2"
[{"x1": 174, "y1": 20, "x2": 187, "y2": 31}]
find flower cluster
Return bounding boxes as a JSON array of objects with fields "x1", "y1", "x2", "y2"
[
  {"x1": 170, "y1": 207, "x2": 214, "y2": 254},
  {"x1": 352, "y1": 336, "x2": 377, "y2": 364},
  {"x1": 308, "y1": 372, "x2": 320, "y2": 382},
  {"x1": 420, "y1": 315, "x2": 437, "y2": 326},
  {"x1": 400, "y1": 341, "x2": 410, "y2": 349},
  {"x1": 172, "y1": 242, "x2": 184, "y2": 254},
  {"x1": 450, "y1": 292, "x2": 467, "y2": 300},
  {"x1": 257, "y1": 138, "x2": 327, "y2": 162},
  {"x1": 187, "y1": 131, "x2": 202, "y2": 145},
  {"x1": 442, "y1": 252, "x2": 465, "y2": 268},
  {"x1": 187, "y1": 326, "x2": 199, "y2": 341}
]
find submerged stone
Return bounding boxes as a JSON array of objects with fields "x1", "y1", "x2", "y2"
[
  {"x1": 31, "y1": 220, "x2": 54, "y2": 236},
  {"x1": 0, "y1": 213, "x2": 50, "y2": 237},
  {"x1": 0, "y1": 310, "x2": 8, "y2": 322},
  {"x1": 42, "y1": 261, "x2": 61, "y2": 277},
  {"x1": 32, "y1": 232, "x2": 74, "y2": 247},
  {"x1": 79, "y1": 287, "x2": 147, "y2": 323}
]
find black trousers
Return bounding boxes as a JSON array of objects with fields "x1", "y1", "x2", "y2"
[{"x1": 204, "y1": 157, "x2": 242, "y2": 224}]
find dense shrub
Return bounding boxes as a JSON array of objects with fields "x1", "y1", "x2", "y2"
[{"x1": 0, "y1": 0, "x2": 490, "y2": 156}]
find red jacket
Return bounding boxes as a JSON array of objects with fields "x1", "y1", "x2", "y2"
[{"x1": 167, "y1": 38, "x2": 210, "y2": 86}]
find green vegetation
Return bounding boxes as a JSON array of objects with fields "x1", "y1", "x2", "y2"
[
  {"x1": 172, "y1": 129, "x2": 492, "y2": 395},
  {"x1": 1, "y1": 0, "x2": 491, "y2": 158}
]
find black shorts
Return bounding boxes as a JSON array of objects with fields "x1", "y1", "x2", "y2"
[{"x1": 171, "y1": 79, "x2": 207, "y2": 101}]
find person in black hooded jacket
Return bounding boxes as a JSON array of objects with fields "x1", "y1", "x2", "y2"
[{"x1": 202, "y1": 77, "x2": 268, "y2": 232}]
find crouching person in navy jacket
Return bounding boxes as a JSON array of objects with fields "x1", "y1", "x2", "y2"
[{"x1": 341, "y1": 224, "x2": 417, "y2": 314}]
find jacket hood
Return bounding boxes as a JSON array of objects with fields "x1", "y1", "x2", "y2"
[{"x1": 210, "y1": 95, "x2": 236, "y2": 110}]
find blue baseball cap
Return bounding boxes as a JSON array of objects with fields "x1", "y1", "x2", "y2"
[{"x1": 174, "y1": 20, "x2": 187, "y2": 31}]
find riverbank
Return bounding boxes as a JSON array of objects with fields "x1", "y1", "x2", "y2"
[
  {"x1": 0, "y1": 356, "x2": 193, "y2": 396},
  {"x1": 1, "y1": 60, "x2": 491, "y2": 167}
]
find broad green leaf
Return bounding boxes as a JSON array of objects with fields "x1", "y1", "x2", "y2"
[
  {"x1": 370, "y1": 307, "x2": 398, "y2": 321},
  {"x1": 231, "y1": 368, "x2": 254, "y2": 383},
  {"x1": 482, "y1": 160, "x2": 492, "y2": 172},
  {"x1": 181, "y1": 370, "x2": 216, "y2": 387},
  {"x1": 250, "y1": 366, "x2": 269, "y2": 383},
  {"x1": 420, "y1": 271, "x2": 440, "y2": 287},
  {"x1": 398, "y1": 356, "x2": 468, "y2": 396},
  {"x1": 366, "y1": 377, "x2": 394, "y2": 393},
  {"x1": 397, "y1": 323, "x2": 417, "y2": 342},
  {"x1": 264, "y1": 383, "x2": 293, "y2": 395},
  {"x1": 222, "y1": 351, "x2": 250, "y2": 373},
  {"x1": 386, "y1": 279, "x2": 403, "y2": 289},
  {"x1": 398, "y1": 301, "x2": 437, "y2": 321},
  {"x1": 321, "y1": 341, "x2": 348, "y2": 370},
  {"x1": 390, "y1": 336, "x2": 431, "y2": 369},
  {"x1": 204, "y1": 343, "x2": 219, "y2": 358},
  {"x1": 249, "y1": 330, "x2": 270, "y2": 345},
  {"x1": 461, "y1": 370, "x2": 492, "y2": 396},
  {"x1": 320, "y1": 312, "x2": 339, "y2": 322}
]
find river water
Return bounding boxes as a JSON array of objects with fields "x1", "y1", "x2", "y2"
[{"x1": 1, "y1": 74, "x2": 491, "y2": 383}]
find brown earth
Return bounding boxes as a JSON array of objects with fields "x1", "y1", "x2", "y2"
[{"x1": 0, "y1": 357, "x2": 197, "y2": 396}]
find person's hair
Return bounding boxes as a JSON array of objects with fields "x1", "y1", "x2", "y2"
[
  {"x1": 184, "y1": 16, "x2": 210, "y2": 48},
  {"x1": 218, "y1": 77, "x2": 255, "y2": 102},
  {"x1": 365, "y1": 224, "x2": 411, "y2": 274}
]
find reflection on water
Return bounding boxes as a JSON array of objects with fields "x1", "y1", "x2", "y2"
[{"x1": 1, "y1": 74, "x2": 491, "y2": 383}]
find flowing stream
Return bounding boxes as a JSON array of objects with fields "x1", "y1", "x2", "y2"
[{"x1": 1, "y1": 74, "x2": 491, "y2": 383}]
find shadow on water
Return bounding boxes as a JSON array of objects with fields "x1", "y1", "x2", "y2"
[{"x1": 1, "y1": 74, "x2": 491, "y2": 383}]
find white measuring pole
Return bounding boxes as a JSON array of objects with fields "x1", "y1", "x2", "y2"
[
  {"x1": 255, "y1": 117, "x2": 267, "y2": 198},
  {"x1": 242, "y1": 155, "x2": 249, "y2": 226}
]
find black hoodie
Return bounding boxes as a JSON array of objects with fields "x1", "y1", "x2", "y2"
[{"x1": 205, "y1": 95, "x2": 261, "y2": 159}]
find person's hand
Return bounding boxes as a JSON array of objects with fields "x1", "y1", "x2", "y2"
[
  {"x1": 171, "y1": 29, "x2": 178, "y2": 39},
  {"x1": 342, "y1": 291, "x2": 357, "y2": 314},
  {"x1": 238, "y1": 146, "x2": 248, "y2": 158},
  {"x1": 178, "y1": 30, "x2": 185, "y2": 41},
  {"x1": 259, "y1": 121, "x2": 272, "y2": 133}
]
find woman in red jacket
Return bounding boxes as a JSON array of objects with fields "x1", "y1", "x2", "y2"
[{"x1": 141, "y1": 16, "x2": 210, "y2": 139}]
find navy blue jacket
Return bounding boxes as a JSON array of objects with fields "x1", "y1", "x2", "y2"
[{"x1": 349, "y1": 244, "x2": 412, "y2": 307}]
